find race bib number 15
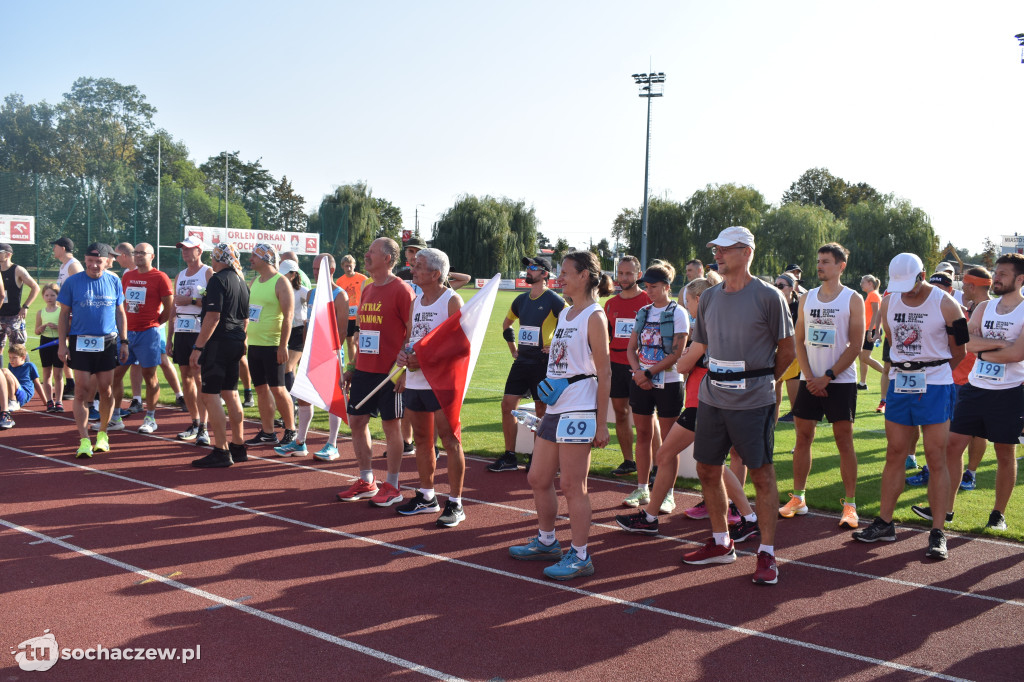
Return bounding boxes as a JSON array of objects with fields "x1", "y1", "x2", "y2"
[{"x1": 359, "y1": 330, "x2": 381, "y2": 354}]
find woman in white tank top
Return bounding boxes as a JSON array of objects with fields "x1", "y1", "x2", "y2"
[{"x1": 509, "y1": 251, "x2": 612, "y2": 580}]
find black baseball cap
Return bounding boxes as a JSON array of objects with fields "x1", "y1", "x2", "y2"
[
  {"x1": 0, "y1": 244, "x2": 12, "y2": 253},
  {"x1": 52, "y1": 237, "x2": 74, "y2": 252},
  {"x1": 639, "y1": 270, "x2": 671, "y2": 285},
  {"x1": 84, "y1": 242, "x2": 114, "y2": 258},
  {"x1": 785, "y1": 263, "x2": 802, "y2": 273},
  {"x1": 522, "y1": 256, "x2": 552, "y2": 271},
  {"x1": 928, "y1": 273, "x2": 953, "y2": 288}
]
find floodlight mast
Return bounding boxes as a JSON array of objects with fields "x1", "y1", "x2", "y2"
[{"x1": 632, "y1": 72, "x2": 665, "y2": 269}]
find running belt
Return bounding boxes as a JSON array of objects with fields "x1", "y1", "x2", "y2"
[
  {"x1": 706, "y1": 367, "x2": 775, "y2": 381},
  {"x1": 891, "y1": 359, "x2": 949, "y2": 371}
]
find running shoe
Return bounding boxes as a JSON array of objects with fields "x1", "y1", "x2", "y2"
[
  {"x1": 910, "y1": 505, "x2": 953, "y2": 523},
  {"x1": 543, "y1": 547, "x2": 594, "y2": 581},
  {"x1": 402, "y1": 440, "x2": 415, "y2": 454},
  {"x1": 611, "y1": 460, "x2": 638, "y2": 476},
  {"x1": 91, "y1": 417, "x2": 125, "y2": 431},
  {"x1": 126, "y1": 398, "x2": 144, "y2": 414},
  {"x1": 684, "y1": 500, "x2": 709, "y2": 519},
  {"x1": 487, "y1": 451, "x2": 519, "y2": 472},
  {"x1": 242, "y1": 391, "x2": 255, "y2": 408},
  {"x1": 437, "y1": 500, "x2": 465, "y2": 528},
  {"x1": 659, "y1": 491, "x2": 676, "y2": 515},
  {"x1": 509, "y1": 536, "x2": 562, "y2": 561},
  {"x1": 906, "y1": 466, "x2": 929, "y2": 487},
  {"x1": 727, "y1": 502, "x2": 742, "y2": 525},
  {"x1": 53, "y1": 402, "x2": 65, "y2": 412},
  {"x1": 752, "y1": 551, "x2": 778, "y2": 585},
  {"x1": 777, "y1": 412, "x2": 794, "y2": 423},
  {"x1": 615, "y1": 509, "x2": 659, "y2": 535},
  {"x1": 852, "y1": 517, "x2": 896, "y2": 543},
  {"x1": 0, "y1": 412, "x2": 14, "y2": 429},
  {"x1": 314, "y1": 444, "x2": 340, "y2": 461},
  {"x1": 875, "y1": 400, "x2": 886, "y2": 414},
  {"x1": 274, "y1": 417, "x2": 285, "y2": 429},
  {"x1": 856, "y1": 383, "x2": 868, "y2": 391},
  {"x1": 682, "y1": 538, "x2": 737, "y2": 565},
  {"x1": 94, "y1": 431, "x2": 110, "y2": 453},
  {"x1": 729, "y1": 518, "x2": 760, "y2": 543},
  {"x1": 905, "y1": 454, "x2": 918, "y2": 470},
  {"x1": 622, "y1": 488, "x2": 651, "y2": 508},
  {"x1": 839, "y1": 500, "x2": 859, "y2": 529},
  {"x1": 959, "y1": 470, "x2": 976, "y2": 491},
  {"x1": 45, "y1": 399, "x2": 55, "y2": 413},
  {"x1": 337, "y1": 479, "x2": 378, "y2": 501},
  {"x1": 196, "y1": 427, "x2": 210, "y2": 446},
  {"x1": 245, "y1": 430, "x2": 279, "y2": 446},
  {"x1": 88, "y1": 406, "x2": 100, "y2": 421},
  {"x1": 192, "y1": 448, "x2": 233, "y2": 468},
  {"x1": 178, "y1": 424, "x2": 200, "y2": 441},
  {"x1": 274, "y1": 441, "x2": 308, "y2": 457},
  {"x1": 278, "y1": 429, "x2": 296, "y2": 446},
  {"x1": 175, "y1": 395, "x2": 188, "y2": 412},
  {"x1": 76, "y1": 437, "x2": 93, "y2": 458},
  {"x1": 396, "y1": 491, "x2": 440, "y2": 516},
  {"x1": 986, "y1": 510, "x2": 1007, "y2": 531},
  {"x1": 368, "y1": 482, "x2": 403, "y2": 507},
  {"x1": 137, "y1": 415, "x2": 157, "y2": 434},
  {"x1": 925, "y1": 528, "x2": 948, "y2": 560},
  {"x1": 778, "y1": 494, "x2": 808, "y2": 518},
  {"x1": 228, "y1": 442, "x2": 247, "y2": 462}
]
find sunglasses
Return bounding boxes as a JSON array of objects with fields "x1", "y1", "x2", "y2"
[
  {"x1": 776, "y1": 282, "x2": 791, "y2": 289},
  {"x1": 526, "y1": 265, "x2": 544, "y2": 271}
]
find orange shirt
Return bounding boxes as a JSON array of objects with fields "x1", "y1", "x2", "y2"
[
  {"x1": 336, "y1": 272, "x2": 369, "y2": 320},
  {"x1": 864, "y1": 290, "x2": 881, "y2": 330}
]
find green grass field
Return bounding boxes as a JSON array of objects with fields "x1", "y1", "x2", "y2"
[{"x1": 19, "y1": 285, "x2": 1022, "y2": 542}]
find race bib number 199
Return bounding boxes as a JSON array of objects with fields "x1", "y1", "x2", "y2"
[
  {"x1": 973, "y1": 361, "x2": 1006, "y2": 383},
  {"x1": 556, "y1": 412, "x2": 597, "y2": 444}
]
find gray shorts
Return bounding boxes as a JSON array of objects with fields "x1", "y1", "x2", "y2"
[
  {"x1": 0, "y1": 315, "x2": 26, "y2": 348},
  {"x1": 693, "y1": 402, "x2": 775, "y2": 470}
]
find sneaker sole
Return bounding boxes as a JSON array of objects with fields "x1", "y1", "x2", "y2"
[
  {"x1": 622, "y1": 498, "x2": 650, "y2": 508},
  {"x1": 337, "y1": 491, "x2": 377, "y2": 502},
  {"x1": 509, "y1": 550, "x2": 562, "y2": 562},
  {"x1": 544, "y1": 564, "x2": 595, "y2": 580},
  {"x1": 486, "y1": 464, "x2": 519, "y2": 472},
  {"x1": 731, "y1": 530, "x2": 760, "y2": 543},
  {"x1": 369, "y1": 496, "x2": 404, "y2": 508},
  {"x1": 911, "y1": 507, "x2": 933, "y2": 521},
  {"x1": 779, "y1": 507, "x2": 808, "y2": 518},
  {"x1": 437, "y1": 513, "x2": 465, "y2": 528},
  {"x1": 753, "y1": 571, "x2": 779, "y2": 585},
  {"x1": 838, "y1": 519, "x2": 859, "y2": 529},
  {"x1": 852, "y1": 533, "x2": 896, "y2": 543},
  {"x1": 614, "y1": 519, "x2": 658, "y2": 535},
  {"x1": 179, "y1": 435, "x2": 198, "y2": 441},
  {"x1": 314, "y1": 454, "x2": 341, "y2": 461},
  {"x1": 275, "y1": 450, "x2": 307, "y2": 457},
  {"x1": 396, "y1": 504, "x2": 440, "y2": 516},
  {"x1": 925, "y1": 549, "x2": 948, "y2": 560},
  {"x1": 682, "y1": 552, "x2": 737, "y2": 565}
]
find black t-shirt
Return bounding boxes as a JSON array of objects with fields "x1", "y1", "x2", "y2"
[
  {"x1": 0, "y1": 265, "x2": 23, "y2": 316},
  {"x1": 203, "y1": 268, "x2": 250, "y2": 341}
]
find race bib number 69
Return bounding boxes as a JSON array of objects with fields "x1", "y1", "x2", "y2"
[{"x1": 556, "y1": 412, "x2": 597, "y2": 444}]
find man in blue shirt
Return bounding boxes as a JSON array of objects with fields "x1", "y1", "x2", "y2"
[{"x1": 58, "y1": 242, "x2": 129, "y2": 458}]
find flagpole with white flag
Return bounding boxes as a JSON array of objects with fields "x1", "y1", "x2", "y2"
[{"x1": 291, "y1": 258, "x2": 348, "y2": 422}]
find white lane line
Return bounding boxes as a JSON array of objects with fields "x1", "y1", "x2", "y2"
[
  {"x1": 0, "y1": 519, "x2": 465, "y2": 682},
  {"x1": 1, "y1": 512, "x2": 971, "y2": 682},
  {"x1": 29, "y1": 534, "x2": 72, "y2": 545}
]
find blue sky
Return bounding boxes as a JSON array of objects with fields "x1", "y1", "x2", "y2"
[{"x1": 4, "y1": 1, "x2": 1023, "y2": 255}]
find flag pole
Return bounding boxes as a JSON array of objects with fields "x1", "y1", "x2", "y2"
[{"x1": 353, "y1": 366, "x2": 405, "y2": 410}]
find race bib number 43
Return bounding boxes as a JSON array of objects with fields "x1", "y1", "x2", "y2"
[
  {"x1": 614, "y1": 318, "x2": 636, "y2": 339},
  {"x1": 556, "y1": 412, "x2": 597, "y2": 444}
]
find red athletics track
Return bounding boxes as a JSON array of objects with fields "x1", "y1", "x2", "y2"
[{"x1": 2, "y1": 404, "x2": 1022, "y2": 681}]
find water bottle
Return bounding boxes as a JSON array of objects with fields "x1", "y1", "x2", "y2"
[{"x1": 511, "y1": 409, "x2": 540, "y2": 431}]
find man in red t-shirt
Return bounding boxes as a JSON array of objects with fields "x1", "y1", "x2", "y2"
[
  {"x1": 337, "y1": 237, "x2": 415, "y2": 508},
  {"x1": 604, "y1": 255, "x2": 651, "y2": 475},
  {"x1": 106, "y1": 243, "x2": 173, "y2": 435}
]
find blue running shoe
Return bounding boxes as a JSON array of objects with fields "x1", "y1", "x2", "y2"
[
  {"x1": 906, "y1": 465, "x2": 929, "y2": 487},
  {"x1": 88, "y1": 406, "x2": 100, "y2": 422},
  {"x1": 960, "y1": 470, "x2": 976, "y2": 491},
  {"x1": 509, "y1": 536, "x2": 562, "y2": 561},
  {"x1": 543, "y1": 547, "x2": 595, "y2": 581},
  {"x1": 905, "y1": 454, "x2": 918, "y2": 470},
  {"x1": 274, "y1": 441, "x2": 307, "y2": 457},
  {"x1": 314, "y1": 444, "x2": 340, "y2": 461}
]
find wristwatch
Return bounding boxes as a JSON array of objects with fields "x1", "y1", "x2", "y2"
[
  {"x1": 193, "y1": 345, "x2": 204, "y2": 352},
  {"x1": 824, "y1": 369, "x2": 836, "y2": 380},
  {"x1": 644, "y1": 369, "x2": 653, "y2": 379},
  {"x1": 976, "y1": 351, "x2": 984, "y2": 361},
  {"x1": 120, "y1": 338, "x2": 129, "y2": 345}
]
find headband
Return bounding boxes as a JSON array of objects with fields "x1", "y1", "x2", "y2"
[
  {"x1": 252, "y1": 243, "x2": 278, "y2": 267},
  {"x1": 963, "y1": 274, "x2": 991, "y2": 287},
  {"x1": 211, "y1": 243, "x2": 243, "y2": 275}
]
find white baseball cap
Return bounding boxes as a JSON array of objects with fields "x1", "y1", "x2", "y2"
[
  {"x1": 278, "y1": 259, "x2": 299, "y2": 276},
  {"x1": 935, "y1": 261, "x2": 955, "y2": 274},
  {"x1": 707, "y1": 226, "x2": 755, "y2": 250},
  {"x1": 887, "y1": 253, "x2": 925, "y2": 293},
  {"x1": 176, "y1": 235, "x2": 204, "y2": 250}
]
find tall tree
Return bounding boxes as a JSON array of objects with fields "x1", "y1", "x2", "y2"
[
  {"x1": 268, "y1": 176, "x2": 307, "y2": 231},
  {"x1": 431, "y1": 195, "x2": 538, "y2": 277},
  {"x1": 782, "y1": 167, "x2": 880, "y2": 219},
  {"x1": 311, "y1": 182, "x2": 380, "y2": 260},
  {"x1": 754, "y1": 203, "x2": 844, "y2": 284},
  {"x1": 611, "y1": 198, "x2": 688, "y2": 268},
  {"x1": 371, "y1": 197, "x2": 403, "y2": 242},
  {"x1": 841, "y1": 197, "x2": 938, "y2": 283},
  {"x1": 683, "y1": 183, "x2": 770, "y2": 265}
]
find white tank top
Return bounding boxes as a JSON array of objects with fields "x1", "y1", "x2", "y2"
[
  {"x1": 57, "y1": 258, "x2": 80, "y2": 286},
  {"x1": 969, "y1": 297, "x2": 1024, "y2": 389},
  {"x1": 175, "y1": 265, "x2": 212, "y2": 316},
  {"x1": 887, "y1": 286, "x2": 953, "y2": 385},
  {"x1": 546, "y1": 302, "x2": 601, "y2": 414},
  {"x1": 407, "y1": 289, "x2": 454, "y2": 390},
  {"x1": 802, "y1": 286, "x2": 856, "y2": 383}
]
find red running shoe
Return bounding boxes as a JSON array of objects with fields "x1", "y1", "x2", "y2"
[
  {"x1": 682, "y1": 537, "x2": 736, "y2": 565},
  {"x1": 369, "y1": 482, "x2": 403, "y2": 507},
  {"x1": 337, "y1": 479, "x2": 378, "y2": 501},
  {"x1": 752, "y1": 551, "x2": 778, "y2": 585}
]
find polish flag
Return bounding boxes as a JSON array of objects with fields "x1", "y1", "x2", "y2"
[
  {"x1": 291, "y1": 258, "x2": 348, "y2": 423},
  {"x1": 415, "y1": 274, "x2": 501, "y2": 441}
]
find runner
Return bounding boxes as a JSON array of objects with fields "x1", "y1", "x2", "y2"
[
  {"x1": 508, "y1": 251, "x2": 611, "y2": 580},
  {"x1": 943, "y1": 255, "x2": 1024, "y2": 531},
  {"x1": 781, "y1": 243, "x2": 864, "y2": 530},
  {"x1": 950, "y1": 267, "x2": 993, "y2": 491},
  {"x1": 57, "y1": 242, "x2": 129, "y2": 458},
  {"x1": 0, "y1": 244, "x2": 40, "y2": 361},
  {"x1": 603, "y1": 255, "x2": 651, "y2": 476},
  {"x1": 685, "y1": 259, "x2": 704, "y2": 282},
  {"x1": 393, "y1": 248, "x2": 468, "y2": 527},
  {"x1": 168, "y1": 236, "x2": 213, "y2": 446},
  {"x1": 622, "y1": 262, "x2": 688, "y2": 508},
  {"x1": 853, "y1": 252, "x2": 967, "y2": 560},
  {"x1": 243, "y1": 243, "x2": 297, "y2": 447},
  {"x1": 857, "y1": 275, "x2": 885, "y2": 390},
  {"x1": 335, "y1": 254, "x2": 367, "y2": 370},
  {"x1": 190, "y1": 244, "x2": 250, "y2": 468},
  {"x1": 336, "y1": 238, "x2": 415, "y2": 507},
  {"x1": 490, "y1": 256, "x2": 565, "y2": 472},
  {"x1": 678, "y1": 226, "x2": 795, "y2": 585},
  {"x1": 53, "y1": 237, "x2": 82, "y2": 400},
  {"x1": 34, "y1": 283, "x2": 65, "y2": 412}
]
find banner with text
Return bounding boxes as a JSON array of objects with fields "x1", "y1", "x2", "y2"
[
  {"x1": 0, "y1": 215, "x2": 35, "y2": 244},
  {"x1": 183, "y1": 226, "x2": 319, "y2": 255}
]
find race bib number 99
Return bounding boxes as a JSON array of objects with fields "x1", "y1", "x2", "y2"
[
  {"x1": 556, "y1": 412, "x2": 597, "y2": 444},
  {"x1": 76, "y1": 335, "x2": 103, "y2": 352}
]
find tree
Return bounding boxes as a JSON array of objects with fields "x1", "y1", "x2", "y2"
[
  {"x1": 612, "y1": 198, "x2": 688, "y2": 268},
  {"x1": 590, "y1": 238, "x2": 613, "y2": 271},
  {"x1": 841, "y1": 197, "x2": 939, "y2": 283},
  {"x1": 371, "y1": 197, "x2": 403, "y2": 242},
  {"x1": 536, "y1": 231, "x2": 552, "y2": 249},
  {"x1": 311, "y1": 182, "x2": 380, "y2": 260},
  {"x1": 782, "y1": 167, "x2": 880, "y2": 219},
  {"x1": 432, "y1": 195, "x2": 539, "y2": 277},
  {"x1": 552, "y1": 237, "x2": 571, "y2": 267},
  {"x1": 0, "y1": 94, "x2": 62, "y2": 174},
  {"x1": 754, "y1": 203, "x2": 844, "y2": 284},
  {"x1": 683, "y1": 183, "x2": 770, "y2": 265},
  {"x1": 980, "y1": 237, "x2": 998, "y2": 269},
  {"x1": 268, "y1": 176, "x2": 307, "y2": 231}
]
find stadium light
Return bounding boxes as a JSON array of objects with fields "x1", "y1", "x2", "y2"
[
  {"x1": 415, "y1": 204, "x2": 425, "y2": 237},
  {"x1": 631, "y1": 71, "x2": 666, "y2": 268}
]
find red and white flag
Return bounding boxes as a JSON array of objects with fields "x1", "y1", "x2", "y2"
[
  {"x1": 415, "y1": 274, "x2": 501, "y2": 441},
  {"x1": 291, "y1": 258, "x2": 348, "y2": 423}
]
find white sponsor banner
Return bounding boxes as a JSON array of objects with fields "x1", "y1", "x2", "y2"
[
  {"x1": 1000, "y1": 235, "x2": 1024, "y2": 248},
  {"x1": 183, "y1": 226, "x2": 319, "y2": 255},
  {"x1": 0, "y1": 215, "x2": 35, "y2": 244},
  {"x1": 499, "y1": 278, "x2": 517, "y2": 290}
]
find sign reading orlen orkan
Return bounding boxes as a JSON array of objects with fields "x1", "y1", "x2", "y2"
[
  {"x1": 0, "y1": 215, "x2": 35, "y2": 244},
  {"x1": 184, "y1": 226, "x2": 319, "y2": 256}
]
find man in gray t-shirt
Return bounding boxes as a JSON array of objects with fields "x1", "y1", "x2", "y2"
[{"x1": 677, "y1": 226, "x2": 796, "y2": 585}]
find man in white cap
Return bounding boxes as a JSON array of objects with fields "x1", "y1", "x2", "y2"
[
  {"x1": 853, "y1": 252, "x2": 966, "y2": 560},
  {"x1": 935, "y1": 261, "x2": 963, "y2": 305},
  {"x1": 676, "y1": 226, "x2": 795, "y2": 585},
  {"x1": 168, "y1": 235, "x2": 213, "y2": 445}
]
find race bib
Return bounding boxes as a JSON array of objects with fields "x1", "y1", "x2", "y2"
[
  {"x1": 519, "y1": 325, "x2": 540, "y2": 347},
  {"x1": 359, "y1": 330, "x2": 381, "y2": 355},
  {"x1": 641, "y1": 364, "x2": 665, "y2": 389},
  {"x1": 556, "y1": 412, "x2": 597, "y2": 444},
  {"x1": 126, "y1": 286, "x2": 147, "y2": 305},
  {"x1": 348, "y1": 305, "x2": 358, "y2": 318},
  {"x1": 808, "y1": 324, "x2": 836, "y2": 349},
  {"x1": 709, "y1": 357, "x2": 745, "y2": 390},
  {"x1": 174, "y1": 315, "x2": 198, "y2": 333},
  {"x1": 76, "y1": 335, "x2": 104, "y2": 352},
  {"x1": 248, "y1": 304, "x2": 262, "y2": 323},
  {"x1": 894, "y1": 370, "x2": 926, "y2": 394},
  {"x1": 973, "y1": 360, "x2": 1006, "y2": 383},
  {"x1": 614, "y1": 317, "x2": 636, "y2": 339}
]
